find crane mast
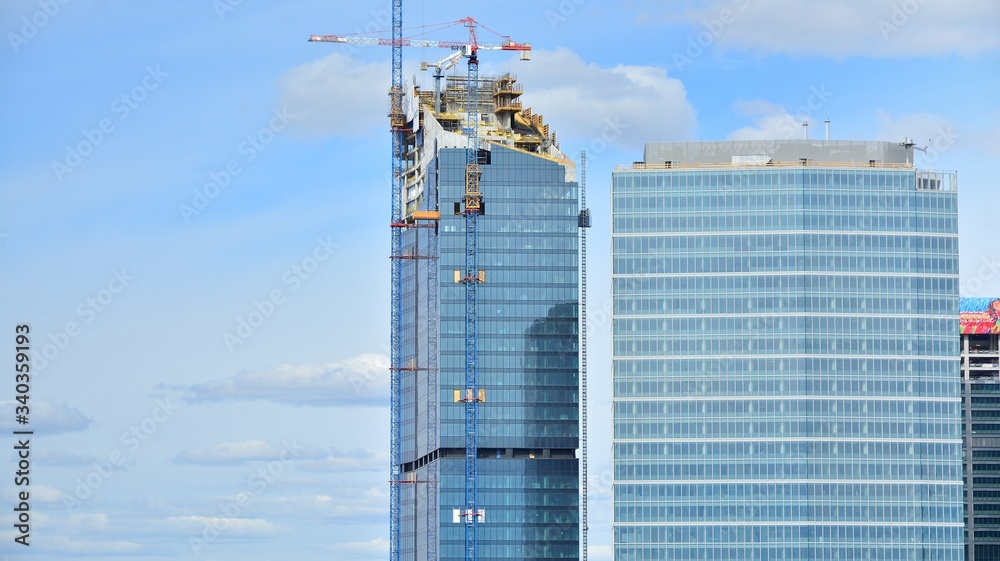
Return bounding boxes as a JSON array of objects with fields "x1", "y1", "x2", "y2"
[
  {"x1": 579, "y1": 150, "x2": 592, "y2": 561},
  {"x1": 458, "y1": 18, "x2": 484, "y2": 561},
  {"x1": 388, "y1": 4, "x2": 403, "y2": 561}
]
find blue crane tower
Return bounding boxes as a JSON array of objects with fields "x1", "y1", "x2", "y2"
[{"x1": 309, "y1": 12, "x2": 531, "y2": 561}]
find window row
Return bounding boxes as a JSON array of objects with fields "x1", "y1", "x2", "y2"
[
  {"x1": 614, "y1": 295, "x2": 957, "y2": 316},
  {"x1": 612, "y1": 335, "x2": 958, "y2": 357},
  {"x1": 614, "y1": 272, "x2": 957, "y2": 294},
  {"x1": 614, "y1": 458, "x2": 961, "y2": 481},
  {"x1": 613, "y1": 232, "x2": 957, "y2": 255},
  {"x1": 613, "y1": 316, "x2": 957, "y2": 337},
  {"x1": 614, "y1": 420, "x2": 961, "y2": 440},
  {"x1": 615, "y1": 482, "x2": 962, "y2": 503},
  {"x1": 615, "y1": 398, "x2": 959, "y2": 421},
  {"x1": 615, "y1": 503, "x2": 961, "y2": 523},
  {"x1": 617, "y1": 441, "x2": 961, "y2": 463},
  {"x1": 612, "y1": 214, "x2": 957, "y2": 234},
  {"x1": 613, "y1": 255, "x2": 959, "y2": 275}
]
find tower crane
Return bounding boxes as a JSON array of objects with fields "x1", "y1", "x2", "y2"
[{"x1": 310, "y1": 15, "x2": 529, "y2": 561}]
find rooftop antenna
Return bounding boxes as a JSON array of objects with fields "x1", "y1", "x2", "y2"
[
  {"x1": 802, "y1": 121, "x2": 809, "y2": 139},
  {"x1": 825, "y1": 118, "x2": 830, "y2": 140},
  {"x1": 899, "y1": 137, "x2": 929, "y2": 165}
]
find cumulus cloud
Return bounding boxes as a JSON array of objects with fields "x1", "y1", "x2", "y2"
[
  {"x1": 41, "y1": 536, "x2": 143, "y2": 555},
  {"x1": 175, "y1": 439, "x2": 384, "y2": 473},
  {"x1": 167, "y1": 516, "x2": 282, "y2": 538},
  {"x1": 299, "y1": 488, "x2": 387, "y2": 522},
  {"x1": 511, "y1": 48, "x2": 697, "y2": 148},
  {"x1": 65, "y1": 513, "x2": 110, "y2": 532},
  {"x1": 875, "y1": 110, "x2": 964, "y2": 166},
  {"x1": 180, "y1": 353, "x2": 389, "y2": 406},
  {"x1": 298, "y1": 448, "x2": 384, "y2": 472},
  {"x1": 341, "y1": 537, "x2": 390, "y2": 554},
  {"x1": 726, "y1": 100, "x2": 811, "y2": 140},
  {"x1": 666, "y1": 0, "x2": 1000, "y2": 58},
  {"x1": 591, "y1": 544, "x2": 614, "y2": 561},
  {"x1": 0, "y1": 399, "x2": 91, "y2": 434},
  {"x1": 876, "y1": 110, "x2": 958, "y2": 145},
  {"x1": 278, "y1": 52, "x2": 387, "y2": 137},
  {"x1": 278, "y1": 47, "x2": 698, "y2": 149},
  {"x1": 222, "y1": 487, "x2": 388, "y2": 524},
  {"x1": 31, "y1": 485, "x2": 68, "y2": 503},
  {"x1": 33, "y1": 446, "x2": 99, "y2": 468},
  {"x1": 174, "y1": 439, "x2": 318, "y2": 464},
  {"x1": 3, "y1": 484, "x2": 64, "y2": 507}
]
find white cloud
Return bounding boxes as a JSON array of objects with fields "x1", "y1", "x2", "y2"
[
  {"x1": 3, "y1": 484, "x2": 65, "y2": 505},
  {"x1": 30, "y1": 484, "x2": 67, "y2": 503},
  {"x1": 278, "y1": 52, "x2": 387, "y2": 137},
  {"x1": 341, "y1": 537, "x2": 390, "y2": 554},
  {"x1": 876, "y1": 109, "x2": 954, "y2": 141},
  {"x1": 591, "y1": 544, "x2": 614, "y2": 561},
  {"x1": 33, "y1": 446, "x2": 99, "y2": 468},
  {"x1": 313, "y1": 535, "x2": 390, "y2": 560},
  {"x1": 41, "y1": 536, "x2": 143, "y2": 555},
  {"x1": 65, "y1": 513, "x2": 110, "y2": 532},
  {"x1": 726, "y1": 100, "x2": 811, "y2": 140},
  {"x1": 298, "y1": 448, "x2": 384, "y2": 473},
  {"x1": 174, "y1": 439, "x2": 385, "y2": 473},
  {"x1": 175, "y1": 439, "x2": 318, "y2": 464},
  {"x1": 875, "y1": 110, "x2": 962, "y2": 165},
  {"x1": 507, "y1": 48, "x2": 697, "y2": 148},
  {"x1": 668, "y1": 0, "x2": 1000, "y2": 58},
  {"x1": 0, "y1": 399, "x2": 91, "y2": 434},
  {"x1": 246, "y1": 487, "x2": 388, "y2": 523},
  {"x1": 167, "y1": 516, "x2": 282, "y2": 538},
  {"x1": 181, "y1": 353, "x2": 389, "y2": 406},
  {"x1": 278, "y1": 47, "x2": 698, "y2": 149},
  {"x1": 876, "y1": 110, "x2": 957, "y2": 145}
]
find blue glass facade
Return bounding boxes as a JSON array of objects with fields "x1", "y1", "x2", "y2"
[
  {"x1": 612, "y1": 161, "x2": 962, "y2": 560},
  {"x1": 400, "y1": 144, "x2": 580, "y2": 561}
]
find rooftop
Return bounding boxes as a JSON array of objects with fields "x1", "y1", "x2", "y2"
[{"x1": 641, "y1": 140, "x2": 915, "y2": 168}]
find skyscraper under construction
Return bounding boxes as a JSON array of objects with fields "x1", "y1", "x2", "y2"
[{"x1": 395, "y1": 73, "x2": 581, "y2": 561}]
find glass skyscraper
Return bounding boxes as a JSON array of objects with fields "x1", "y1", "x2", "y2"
[
  {"x1": 611, "y1": 140, "x2": 962, "y2": 560},
  {"x1": 397, "y1": 75, "x2": 579, "y2": 561}
]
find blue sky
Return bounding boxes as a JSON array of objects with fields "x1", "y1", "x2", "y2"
[{"x1": 0, "y1": 1, "x2": 997, "y2": 559}]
